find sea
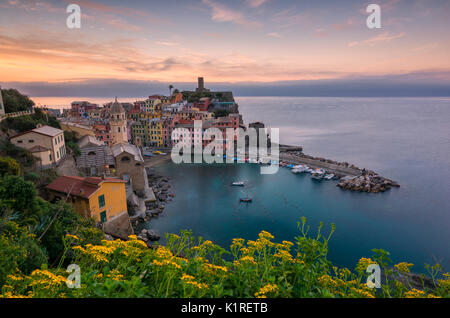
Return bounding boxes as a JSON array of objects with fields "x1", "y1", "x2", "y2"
[{"x1": 33, "y1": 96, "x2": 450, "y2": 273}]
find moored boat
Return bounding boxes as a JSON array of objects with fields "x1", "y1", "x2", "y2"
[{"x1": 232, "y1": 181, "x2": 245, "y2": 186}]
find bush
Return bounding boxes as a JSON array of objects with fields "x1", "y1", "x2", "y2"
[
  {"x1": 0, "y1": 156, "x2": 21, "y2": 177},
  {"x1": 1, "y1": 219, "x2": 448, "y2": 298},
  {"x1": 0, "y1": 221, "x2": 48, "y2": 286}
]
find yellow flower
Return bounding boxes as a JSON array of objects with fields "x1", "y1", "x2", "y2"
[
  {"x1": 65, "y1": 234, "x2": 79, "y2": 241},
  {"x1": 404, "y1": 288, "x2": 427, "y2": 298},
  {"x1": 394, "y1": 262, "x2": 414, "y2": 273},
  {"x1": 255, "y1": 283, "x2": 278, "y2": 297},
  {"x1": 356, "y1": 257, "x2": 377, "y2": 273}
]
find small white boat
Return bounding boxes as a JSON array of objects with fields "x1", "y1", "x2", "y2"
[
  {"x1": 311, "y1": 173, "x2": 324, "y2": 180},
  {"x1": 292, "y1": 165, "x2": 309, "y2": 173},
  {"x1": 231, "y1": 182, "x2": 245, "y2": 186},
  {"x1": 324, "y1": 174, "x2": 335, "y2": 180},
  {"x1": 306, "y1": 168, "x2": 314, "y2": 173}
]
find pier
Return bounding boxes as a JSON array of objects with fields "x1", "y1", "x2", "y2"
[{"x1": 279, "y1": 152, "x2": 361, "y2": 177}]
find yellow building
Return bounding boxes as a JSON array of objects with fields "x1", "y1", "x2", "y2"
[
  {"x1": 46, "y1": 176, "x2": 127, "y2": 223},
  {"x1": 148, "y1": 119, "x2": 163, "y2": 146},
  {"x1": 60, "y1": 121, "x2": 95, "y2": 138}
]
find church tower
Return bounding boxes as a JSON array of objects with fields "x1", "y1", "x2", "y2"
[
  {"x1": 109, "y1": 97, "x2": 128, "y2": 145},
  {"x1": 0, "y1": 86, "x2": 5, "y2": 116}
]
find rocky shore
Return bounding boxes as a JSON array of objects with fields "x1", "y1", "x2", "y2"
[
  {"x1": 337, "y1": 171, "x2": 400, "y2": 193},
  {"x1": 134, "y1": 170, "x2": 176, "y2": 244}
]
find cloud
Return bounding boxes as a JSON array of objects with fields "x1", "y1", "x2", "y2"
[
  {"x1": 266, "y1": 32, "x2": 281, "y2": 38},
  {"x1": 348, "y1": 32, "x2": 406, "y2": 47},
  {"x1": 4, "y1": 71, "x2": 450, "y2": 98},
  {"x1": 314, "y1": 28, "x2": 328, "y2": 38},
  {"x1": 202, "y1": 0, "x2": 262, "y2": 28},
  {"x1": 271, "y1": 9, "x2": 311, "y2": 29},
  {"x1": 245, "y1": 0, "x2": 269, "y2": 8},
  {"x1": 155, "y1": 41, "x2": 180, "y2": 47}
]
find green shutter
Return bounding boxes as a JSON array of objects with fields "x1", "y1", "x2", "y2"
[
  {"x1": 100, "y1": 211, "x2": 107, "y2": 223},
  {"x1": 98, "y1": 194, "x2": 105, "y2": 208}
]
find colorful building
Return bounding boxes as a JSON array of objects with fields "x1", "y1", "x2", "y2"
[{"x1": 46, "y1": 176, "x2": 127, "y2": 223}]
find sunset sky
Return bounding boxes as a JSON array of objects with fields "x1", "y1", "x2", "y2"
[{"x1": 1, "y1": 0, "x2": 450, "y2": 96}]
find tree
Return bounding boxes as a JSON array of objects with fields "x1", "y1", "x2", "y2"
[
  {"x1": 169, "y1": 84, "x2": 174, "y2": 96},
  {"x1": 0, "y1": 175, "x2": 38, "y2": 224},
  {"x1": 1, "y1": 88, "x2": 35, "y2": 113},
  {"x1": 0, "y1": 156, "x2": 21, "y2": 177},
  {"x1": 0, "y1": 221, "x2": 48, "y2": 285}
]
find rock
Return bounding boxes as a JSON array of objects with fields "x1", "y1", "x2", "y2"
[
  {"x1": 141, "y1": 229, "x2": 148, "y2": 235},
  {"x1": 147, "y1": 229, "x2": 161, "y2": 241},
  {"x1": 102, "y1": 212, "x2": 134, "y2": 240},
  {"x1": 104, "y1": 234, "x2": 114, "y2": 241}
]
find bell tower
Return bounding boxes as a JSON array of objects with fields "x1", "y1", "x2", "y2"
[{"x1": 109, "y1": 97, "x2": 128, "y2": 145}]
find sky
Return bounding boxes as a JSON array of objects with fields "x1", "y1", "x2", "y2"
[{"x1": 1, "y1": 0, "x2": 450, "y2": 97}]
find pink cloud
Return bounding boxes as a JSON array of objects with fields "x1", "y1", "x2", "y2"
[
  {"x1": 202, "y1": 0, "x2": 262, "y2": 28},
  {"x1": 348, "y1": 32, "x2": 406, "y2": 47}
]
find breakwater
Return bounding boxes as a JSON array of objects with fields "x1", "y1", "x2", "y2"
[{"x1": 279, "y1": 148, "x2": 399, "y2": 193}]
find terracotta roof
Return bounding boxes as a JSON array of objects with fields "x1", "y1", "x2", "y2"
[{"x1": 46, "y1": 176, "x2": 126, "y2": 199}]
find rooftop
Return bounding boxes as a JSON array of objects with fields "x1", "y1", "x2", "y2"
[{"x1": 46, "y1": 176, "x2": 126, "y2": 199}]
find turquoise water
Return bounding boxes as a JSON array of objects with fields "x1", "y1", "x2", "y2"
[{"x1": 147, "y1": 97, "x2": 450, "y2": 273}]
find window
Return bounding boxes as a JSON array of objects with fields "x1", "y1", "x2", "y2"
[
  {"x1": 98, "y1": 194, "x2": 105, "y2": 208},
  {"x1": 120, "y1": 156, "x2": 130, "y2": 162},
  {"x1": 17, "y1": 140, "x2": 23, "y2": 144},
  {"x1": 100, "y1": 211, "x2": 107, "y2": 223},
  {"x1": 55, "y1": 138, "x2": 57, "y2": 145},
  {"x1": 29, "y1": 139, "x2": 34, "y2": 143},
  {"x1": 49, "y1": 154, "x2": 52, "y2": 161}
]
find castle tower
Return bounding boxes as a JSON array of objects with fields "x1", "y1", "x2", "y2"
[
  {"x1": 109, "y1": 97, "x2": 128, "y2": 145},
  {"x1": 0, "y1": 86, "x2": 5, "y2": 116}
]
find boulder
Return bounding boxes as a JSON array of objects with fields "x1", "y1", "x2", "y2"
[
  {"x1": 102, "y1": 212, "x2": 134, "y2": 240},
  {"x1": 147, "y1": 229, "x2": 161, "y2": 241}
]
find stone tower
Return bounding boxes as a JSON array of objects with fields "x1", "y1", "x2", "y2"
[
  {"x1": 109, "y1": 97, "x2": 128, "y2": 145},
  {"x1": 0, "y1": 85, "x2": 5, "y2": 116}
]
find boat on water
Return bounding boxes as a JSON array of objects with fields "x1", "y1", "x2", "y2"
[
  {"x1": 240, "y1": 197, "x2": 253, "y2": 202},
  {"x1": 292, "y1": 164, "x2": 309, "y2": 173},
  {"x1": 324, "y1": 174, "x2": 335, "y2": 180},
  {"x1": 231, "y1": 182, "x2": 245, "y2": 186},
  {"x1": 311, "y1": 168, "x2": 326, "y2": 180},
  {"x1": 311, "y1": 173, "x2": 324, "y2": 180}
]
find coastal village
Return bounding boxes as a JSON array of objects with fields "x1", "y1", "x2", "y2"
[{"x1": 0, "y1": 78, "x2": 399, "y2": 244}]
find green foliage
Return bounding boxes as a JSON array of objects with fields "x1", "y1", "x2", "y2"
[
  {"x1": 0, "y1": 156, "x2": 21, "y2": 177},
  {"x1": 66, "y1": 141, "x2": 81, "y2": 157},
  {"x1": 0, "y1": 221, "x2": 48, "y2": 286},
  {"x1": 0, "y1": 108, "x2": 60, "y2": 133},
  {"x1": 0, "y1": 175, "x2": 38, "y2": 224},
  {"x1": 2, "y1": 219, "x2": 448, "y2": 298},
  {"x1": 64, "y1": 130, "x2": 79, "y2": 144},
  {"x1": 213, "y1": 109, "x2": 230, "y2": 118},
  {"x1": 24, "y1": 171, "x2": 40, "y2": 182},
  {"x1": 1, "y1": 88, "x2": 35, "y2": 113},
  {"x1": 0, "y1": 140, "x2": 36, "y2": 168}
]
